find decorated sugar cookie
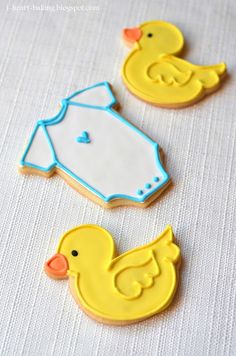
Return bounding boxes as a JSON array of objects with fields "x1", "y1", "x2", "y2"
[
  {"x1": 45, "y1": 225, "x2": 180, "y2": 325},
  {"x1": 122, "y1": 21, "x2": 227, "y2": 108},
  {"x1": 18, "y1": 82, "x2": 170, "y2": 208}
]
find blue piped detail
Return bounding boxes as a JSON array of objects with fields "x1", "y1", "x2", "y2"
[
  {"x1": 137, "y1": 189, "x2": 144, "y2": 196},
  {"x1": 145, "y1": 183, "x2": 152, "y2": 189},
  {"x1": 76, "y1": 131, "x2": 91, "y2": 144},
  {"x1": 19, "y1": 81, "x2": 170, "y2": 203}
]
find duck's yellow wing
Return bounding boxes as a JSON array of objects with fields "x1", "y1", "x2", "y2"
[
  {"x1": 147, "y1": 55, "x2": 226, "y2": 89},
  {"x1": 113, "y1": 250, "x2": 160, "y2": 300},
  {"x1": 110, "y1": 226, "x2": 180, "y2": 301},
  {"x1": 147, "y1": 60, "x2": 193, "y2": 87}
]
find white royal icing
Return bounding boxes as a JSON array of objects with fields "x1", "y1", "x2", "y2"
[
  {"x1": 24, "y1": 126, "x2": 54, "y2": 169},
  {"x1": 21, "y1": 82, "x2": 169, "y2": 203},
  {"x1": 68, "y1": 84, "x2": 113, "y2": 107}
]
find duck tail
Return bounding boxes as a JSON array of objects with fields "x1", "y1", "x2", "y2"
[
  {"x1": 196, "y1": 62, "x2": 226, "y2": 89},
  {"x1": 202, "y1": 62, "x2": 227, "y2": 76}
]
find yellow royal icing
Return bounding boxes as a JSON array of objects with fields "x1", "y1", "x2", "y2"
[
  {"x1": 45, "y1": 224, "x2": 180, "y2": 324},
  {"x1": 122, "y1": 20, "x2": 226, "y2": 108}
]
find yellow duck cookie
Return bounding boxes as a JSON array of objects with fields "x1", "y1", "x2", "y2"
[
  {"x1": 122, "y1": 21, "x2": 227, "y2": 108},
  {"x1": 45, "y1": 224, "x2": 180, "y2": 325}
]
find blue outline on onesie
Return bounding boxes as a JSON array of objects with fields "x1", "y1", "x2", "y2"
[{"x1": 20, "y1": 82, "x2": 169, "y2": 203}]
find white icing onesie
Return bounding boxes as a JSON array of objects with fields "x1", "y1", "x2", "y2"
[{"x1": 19, "y1": 82, "x2": 170, "y2": 206}]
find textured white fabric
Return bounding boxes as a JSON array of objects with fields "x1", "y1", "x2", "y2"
[{"x1": 0, "y1": 0, "x2": 235, "y2": 355}]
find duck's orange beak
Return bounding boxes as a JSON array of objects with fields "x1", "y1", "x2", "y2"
[
  {"x1": 123, "y1": 27, "x2": 142, "y2": 46},
  {"x1": 45, "y1": 253, "x2": 68, "y2": 279}
]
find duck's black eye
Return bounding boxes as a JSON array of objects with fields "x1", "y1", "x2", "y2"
[
  {"x1": 71, "y1": 250, "x2": 78, "y2": 257},
  {"x1": 147, "y1": 33, "x2": 153, "y2": 37}
]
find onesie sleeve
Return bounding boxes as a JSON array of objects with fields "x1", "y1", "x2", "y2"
[
  {"x1": 67, "y1": 82, "x2": 116, "y2": 108},
  {"x1": 20, "y1": 124, "x2": 55, "y2": 171}
]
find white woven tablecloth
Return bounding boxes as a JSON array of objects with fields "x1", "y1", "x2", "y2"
[{"x1": 0, "y1": 0, "x2": 235, "y2": 355}]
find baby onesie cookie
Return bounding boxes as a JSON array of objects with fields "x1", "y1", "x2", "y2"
[
  {"x1": 45, "y1": 224, "x2": 180, "y2": 325},
  {"x1": 122, "y1": 20, "x2": 227, "y2": 108},
  {"x1": 18, "y1": 82, "x2": 170, "y2": 208}
]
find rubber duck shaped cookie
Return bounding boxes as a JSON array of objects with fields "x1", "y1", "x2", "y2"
[
  {"x1": 45, "y1": 225, "x2": 180, "y2": 325},
  {"x1": 122, "y1": 21, "x2": 226, "y2": 108}
]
